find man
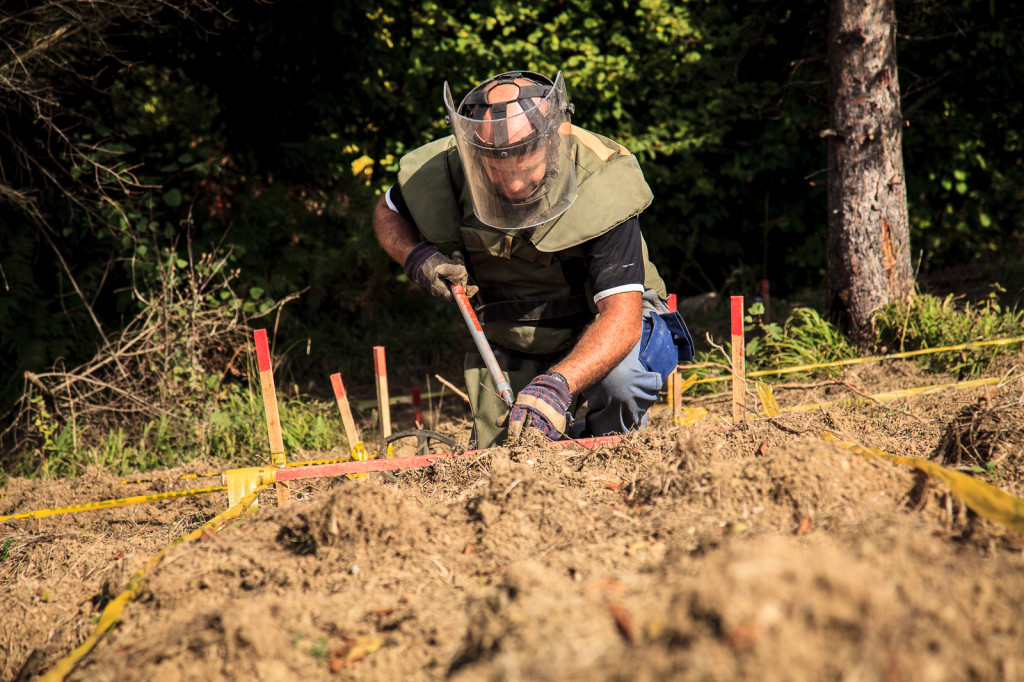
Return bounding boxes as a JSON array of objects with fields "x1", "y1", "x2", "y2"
[{"x1": 374, "y1": 70, "x2": 692, "y2": 447}]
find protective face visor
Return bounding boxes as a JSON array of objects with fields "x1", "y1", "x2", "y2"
[{"x1": 443, "y1": 71, "x2": 577, "y2": 230}]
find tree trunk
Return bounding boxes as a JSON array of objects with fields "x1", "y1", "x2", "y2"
[{"x1": 826, "y1": 0, "x2": 913, "y2": 346}]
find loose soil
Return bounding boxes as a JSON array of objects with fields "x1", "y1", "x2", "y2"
[{"x1": 3, "y1": 358, "x2": 1024, "y2": 681}]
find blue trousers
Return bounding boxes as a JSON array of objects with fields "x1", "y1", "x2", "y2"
[
  {"x1": 464, "y1": 291, "x2": 685, "y2": 446},
  {"x1": 574, "y1": 293, "x2": 675, "y2": 437}
]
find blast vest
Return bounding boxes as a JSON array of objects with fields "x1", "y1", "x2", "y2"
[{"x1": 398, "y1": 126, "x2": 668, "y2": 355}]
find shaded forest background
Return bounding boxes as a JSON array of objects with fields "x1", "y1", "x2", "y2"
[{"x1": 2, "y1": 0, "x2": 1023, "y2": 419}]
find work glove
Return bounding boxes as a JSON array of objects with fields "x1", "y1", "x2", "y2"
[
  {"x1": 507, "y1": 372, "x2": 573, "y2": 441},
  {"x1": 403, "y1": 241, "x2": 478, "y2": 303}
]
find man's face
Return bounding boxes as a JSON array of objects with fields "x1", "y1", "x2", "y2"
[{"x1": 481, "y1": 147, "x2": 548, "y2": 202}]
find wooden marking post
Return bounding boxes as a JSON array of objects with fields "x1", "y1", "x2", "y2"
[
  {"x1": 254, "y1": 329, "x2": 290, "y2": 504},
  {"x1": 330, "y1": 373, "x2": 369, "y2": 479},
  {"x1": 373, "y1": 346, "x2": 392, "y2": 445},
  {"x1": 730, "y1": 296, "x2": 746, "y2": 424},
  {"x1": 667, "y1": 293, "x2": 682, "y2": 426}
]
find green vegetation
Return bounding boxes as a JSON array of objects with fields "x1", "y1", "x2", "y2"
[
  {"x1": 744, "y1": 303, "x2": 857, "y2": 378},
  {"x1": 3, "y1": 0, "x2": 1024, "y2": 478},
  {"x1": 874, "y1": 289, "x2": 1024, "y2": 378}
]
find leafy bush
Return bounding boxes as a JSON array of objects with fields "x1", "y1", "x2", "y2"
[{"x1": 1, "y1": 240, "x2": 353, "y2": 479}]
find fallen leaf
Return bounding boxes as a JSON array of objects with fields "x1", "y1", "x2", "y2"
[
  {"x1": 329, "y1": 635, "x2": 383, "y2": 672},
  {"x1": 724, "y1": 622, "x2": 762, "y2": 651},
  {"x1": 588, "y1": 577, "x2": 626, "y2": 593},
  {"x1": 607, "y1": 601, "x2": 636, "y2": 643}
]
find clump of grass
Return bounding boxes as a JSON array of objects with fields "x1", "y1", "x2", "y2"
[
  {"x1": 682, "y1": 302, "x2": 857, "y2": 394},
  {"x1": 744, "y1": 304, "x2": 857, "y2": 378},
  {"x1": 874, "y1": 287, "x2": 1024, "y2": 377}
]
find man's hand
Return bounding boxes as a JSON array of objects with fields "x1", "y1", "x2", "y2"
[
  {"x1": 403, "y1": 242, "x2": 478, "y2": 302},
  {"x1": 507, "y1": 373, "x2": 573, "y2": 441}
]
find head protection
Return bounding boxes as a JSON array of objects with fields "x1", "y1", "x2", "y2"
[{"x1": 444, "y1": 71, "x2": 577, "y2": 230}]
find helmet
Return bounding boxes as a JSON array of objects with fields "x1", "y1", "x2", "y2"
[{"x1": 443, "y1": 71, "x2": 577, "y2": 230}]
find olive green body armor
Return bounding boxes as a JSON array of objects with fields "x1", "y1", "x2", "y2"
[{"x1": 398, "y1": 127, "x2": 668, "y2": 446}]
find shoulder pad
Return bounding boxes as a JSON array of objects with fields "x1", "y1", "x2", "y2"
[
  {"x1": 397, "y1": 137, "x2": 465, "y2": 243},
  {"x1": 530, "y1": 127, "x2": 653, "y2": 252}
]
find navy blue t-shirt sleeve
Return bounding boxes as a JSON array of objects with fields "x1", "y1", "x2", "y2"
[{"x1": 582, "y1": 216, "x2": 646, "y2": 302}]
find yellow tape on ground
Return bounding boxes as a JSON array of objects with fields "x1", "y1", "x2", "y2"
[
  {"x1": 119, "y1": 456, "x2": 364, "y2": 486},
  {"x1": 755, "y1": 381, "x2": 782, "y2": 417},
  {"x1": 775, "y1": 376, "x2": 1000, "y2": 415},
  {"x1": 0, "y1": 486, "x2": 227, "y2": 523},
  {"x1": 823, "y1": 432, "x2": 1024, "y2": 534},
  {"x1": 678, "y1": 406, "x2": 708, "y2": 425},
  {"x1": 690, "y1": 335, "x2": 1024, "y2": 386},
  {"x1": 39, "y1": 484, "x2": 268, "y2": 682},
  {"x1": 119, "y1": 472, "x2": 222, "y2": 485}
]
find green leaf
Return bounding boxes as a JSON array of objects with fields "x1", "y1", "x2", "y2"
[{"x1": 163, "y1": 189, "x2": 182, "y2": 207}]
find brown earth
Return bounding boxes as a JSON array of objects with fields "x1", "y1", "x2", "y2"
[{"x1": 3, "y1": 357, "x2": 1024, "y2": 681}]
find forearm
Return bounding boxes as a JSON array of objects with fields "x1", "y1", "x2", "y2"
[
  {"x1": 549, "y1": 292, "x2": 642, "y2": 394},
  {"x1": 374, "y1": 194, "x2": 422, "y2": 265}
]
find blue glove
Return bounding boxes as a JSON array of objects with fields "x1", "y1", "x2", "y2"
[
  {"x1": 507, "y1": 373, "x2": 573, "y2": 441},
  {"x1": 403, "y1": 241, "x2": 478, "y2": 302}
]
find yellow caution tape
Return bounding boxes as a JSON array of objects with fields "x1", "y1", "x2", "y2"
[
  {"x1": 823, "y1": 432, "x2": 1024, "y2": 534},
  {"x1": 776, "y1": 376, "x2": 1000, "y2": 414},
  {"x1": 120, "y1": 455, "x2": 368, "y2": 487},
  {"x1": 40, "y1": 483, "x2": 268, "y2": 681},
  {"x1": 678, "y1": 407, "x2": 708, "y2": 425},
  {"x1": 346, "y1": 441, "x2": 372, "y2": 480},
  {"x1": 689, "y1": 335, "x2": 1024, "y2": 386},
  {"x1": 225, "y1": 466, "x2": 278, "y2": 510},
  {"x1": 0, "y1": 486, "x2": 227, "y2": 523},
  {"x1": 120, "y1": 472, "x2": 222, "y2": 485},
  {"x1": 755, "y1": 381, "x2": 782, "y2": 417}
]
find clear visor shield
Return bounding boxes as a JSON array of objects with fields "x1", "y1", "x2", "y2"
[{"x1": 444, "y1": 72, "x2": 577, "y2": 230}]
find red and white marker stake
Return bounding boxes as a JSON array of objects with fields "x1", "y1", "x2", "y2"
[
  {"x1": 730, "y1": 296, "x2": 746, "y2": 424},
  {"x1": 330, "y1": 373, "x2": 362, "y2": 452},
  {"x1": 253, "y1": 329, "x2": 289, "y2": 504},
  {"x1": 667, "y1": 293, "x2": 682, "y2": 425},
  {"x1": 373, "y1": 346, "x2": 392, "y2": 442},
  {"x1": 330, "y1": 372, "x2": 370, "y2": 478}
]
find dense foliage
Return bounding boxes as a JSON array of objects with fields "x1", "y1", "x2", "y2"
[{"x1": 2, "y1": 0, "x2": 1023, "y2": 460}]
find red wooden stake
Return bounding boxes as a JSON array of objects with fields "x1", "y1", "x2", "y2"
[
  {"x1": 730, "y1": 296, "x2": 745, "y2": 424},
  {"x1": 373, "y1": 346, "x2": 392, "y2": 441},
  {"x1": 253, "y1": 329, "x2": 289, "y2": 504},
  {"x1": 667, "y1": 293, "x2": 682, "y2": 425},
  {"x1": 330, "y1": 373, "x2": 362, "y2": 450}
]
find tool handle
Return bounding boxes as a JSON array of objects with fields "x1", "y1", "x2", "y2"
[{"x1": 450, "y1": 282, "x2": 515, "y2": 407}]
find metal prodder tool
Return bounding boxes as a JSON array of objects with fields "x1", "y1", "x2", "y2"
[{"x1": 449, "y1": 282, "x2": 515, "y2": 414}]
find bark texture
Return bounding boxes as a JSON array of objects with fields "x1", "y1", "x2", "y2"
[{"x1": 826, "y1": 0, "x2": 913, "y2": 345}]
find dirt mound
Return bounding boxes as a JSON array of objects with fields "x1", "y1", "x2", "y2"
[{"x1": 2, "y1": 360, "x2": 1024, "y2": 681}]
